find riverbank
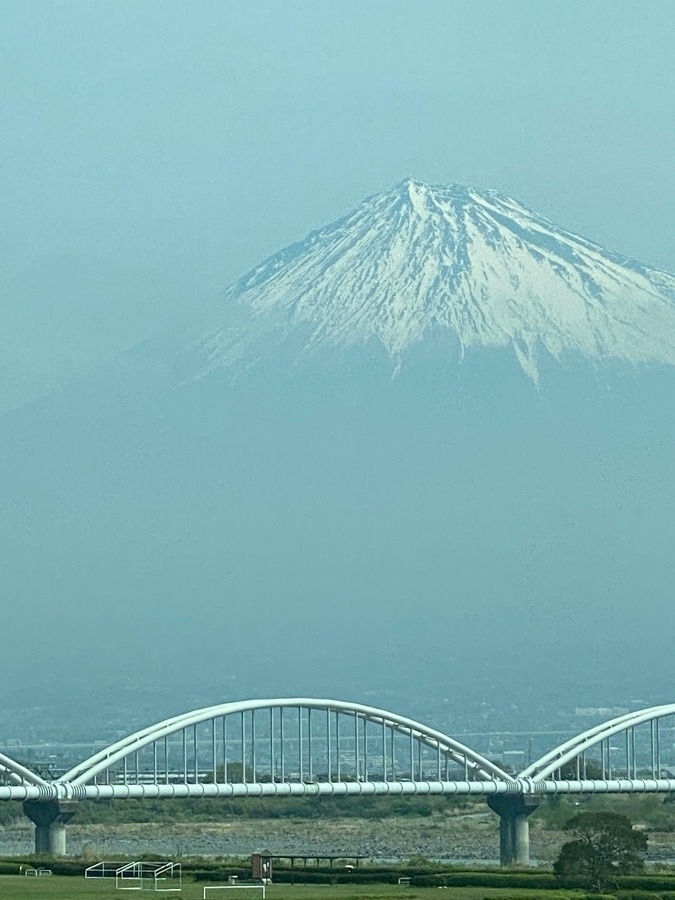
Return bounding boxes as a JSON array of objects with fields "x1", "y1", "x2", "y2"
[
  {"x1": 3, "y1": 812, "x2": 675, "y2": 864},
  {"x1": 0, "y1": 812, "x2": 523, "y2": 861}
]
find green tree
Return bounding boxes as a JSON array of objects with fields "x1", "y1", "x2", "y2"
[
  {"x1": 202, "y1": 762, "x2": 253, "y2": 783},
  {"x1": 560, "y1": 758, "x2": 604, "y2": 780},
  {"x1": 554, "y1": 811, "x2": 647, "y2": 894}
]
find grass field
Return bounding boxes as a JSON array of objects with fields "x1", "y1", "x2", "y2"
[{"x1": 0, "y1": 878, "x2": 584, "y2": 900}]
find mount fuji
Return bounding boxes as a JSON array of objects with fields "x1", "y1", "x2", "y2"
[
  {"x1": 1, "y1": 180, "x2": 674, "y2": 720},
  {"x1": 196, "y1": 178, "x2": 675, "y2": 384}
]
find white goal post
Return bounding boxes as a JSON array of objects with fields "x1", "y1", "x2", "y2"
[
  {"x1": 115, "y1": 860, "x2": 182, "y2": 892},
  {"x1": 203, "y1": 886, "x2": 266, "y2": 900}
]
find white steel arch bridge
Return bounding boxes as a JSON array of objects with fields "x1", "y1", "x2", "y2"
[{"x1": 4, "y1": 698, "x2": 675, "y2": 864}]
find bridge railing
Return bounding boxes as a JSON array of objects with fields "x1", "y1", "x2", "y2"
[
  {"x1": 520, "y1": 704, "x2": 675, "y2": 781},
  {"x1": 0, "y1": 752, "x2": 48, "y2": 787},
  {"x1": 58, "y1": 699, "x2": 513, "y2": 789},
  {"x1": 7, "y1": 699, "x2": 675, "y2": 800}
]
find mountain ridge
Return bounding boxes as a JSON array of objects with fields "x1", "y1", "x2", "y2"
[{"x1": 197, "y1": 179, "x2": 675, "y2": 383}]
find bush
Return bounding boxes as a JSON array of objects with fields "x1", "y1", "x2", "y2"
[
  {"x1": 0, "y1": 804, "x2": 22, "y2": 826},
  {"x1": 0, "y1": 862, "x2": 24, "y2": 875},
  {"x1": 617, "y1": 892, "x2": 663, "y2": 900},
  {"x1": 68, "y1": 793, "x2": 472, "y2": 825},
  {"x1": 618, "y1": 877, "x2": 675, "y2": 892},
  {"x1": 410, "y1": 872, "x2": 557, "y2": 888},
  {"x1": 482, "y1": 894, "x2": 574, "y2": 900}
]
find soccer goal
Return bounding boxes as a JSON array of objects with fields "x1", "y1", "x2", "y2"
[
  {"x1": 203, "y1": 885, "x2": 266, "y2": 900},
  {"x1": 85, "y1": 861, "x2": 129, "y2": 879},
  {"x1": 115, "y1": 861, "x2": 182, "y2": 892}
]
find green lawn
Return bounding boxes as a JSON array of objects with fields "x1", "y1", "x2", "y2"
[{"x1": 0, "y1": 877, "x2": 583, "y2": 900}]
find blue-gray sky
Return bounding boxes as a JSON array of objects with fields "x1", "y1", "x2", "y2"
[
  {"x1": 1, "y1": 2, "x2": 675, "y2": 718},
  {"x1": 1, "y1": 0, "x2": 674, "y2": 408}
]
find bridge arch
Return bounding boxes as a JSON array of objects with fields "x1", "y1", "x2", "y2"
[
  {"x1": 61, "y1": 698, "x2": 514, "y2": 787},
  {"x1": 0, "y1": 751, "x2": 48, "y2": 787},
  {"x1": 520, "y1": 704, "x2": 675, "y2": 781}
]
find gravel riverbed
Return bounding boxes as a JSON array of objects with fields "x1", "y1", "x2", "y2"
[{"x1": 2, "y1": 815, "x2": 675, "y2": 866}]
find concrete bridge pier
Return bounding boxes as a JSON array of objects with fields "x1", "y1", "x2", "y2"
[
  {"x1": 23, "y1": 800, "x2": 78, "y2": 856},
  {"x1": 487, "y1": 795, "x2": 539, "y2": 866}
]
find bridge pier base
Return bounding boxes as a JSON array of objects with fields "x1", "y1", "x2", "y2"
[
  {"x1": 23, "y1": 800, "x2": 78, "y2": 856},
  {"x1": 487, "y1": 795, "x2": 539, "y2": 866}
]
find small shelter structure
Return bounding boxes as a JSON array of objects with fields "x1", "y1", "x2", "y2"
[{"x1": 251, "y1": 852, "x2": 366, "y2": 883}]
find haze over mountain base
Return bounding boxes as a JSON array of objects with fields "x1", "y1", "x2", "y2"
[
  {"x1": 2, "y1": 341, "x2": 673, "y2": 719},
  {"x1": 2, "y1": 178, "x2": 674, "y2": 729}
]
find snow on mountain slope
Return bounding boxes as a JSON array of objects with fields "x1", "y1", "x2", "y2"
[{"x1": 198, "y1": 179, "x2": 675, "y2": 382}]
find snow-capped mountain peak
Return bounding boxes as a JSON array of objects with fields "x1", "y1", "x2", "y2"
[{"x1": 199, "y1": 179, "x2": 675, "y2": 382}]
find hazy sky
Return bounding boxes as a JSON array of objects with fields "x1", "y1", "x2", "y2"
[
  {"x1": 1, "y1": 0, "x2": 674, "y2": 408},
  {"x1": 1, "y1": 2, "x2": 674, "y2": 723}
]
